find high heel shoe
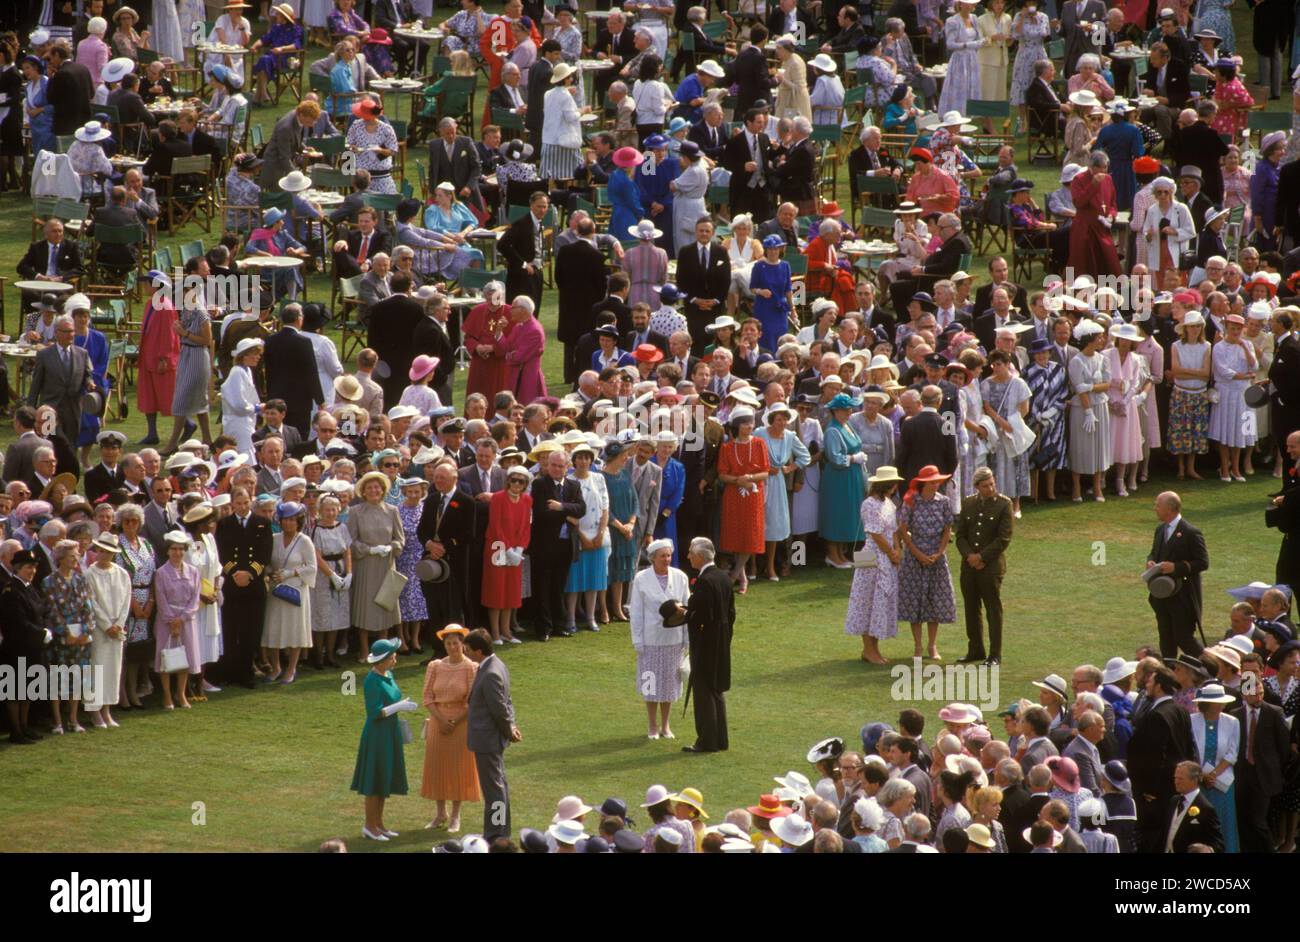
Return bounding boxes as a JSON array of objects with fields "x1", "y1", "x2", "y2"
[
  {"x1": 447, "y1": 817, "x2": 461, "y2": 833},
  {"x1": 361, "y1": 826, "x2": 389, "y2": 842}
]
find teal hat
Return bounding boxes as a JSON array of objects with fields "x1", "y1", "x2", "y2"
[
  {"x1": 367, "y1": 638, "x2": 401, "y2": 663},
  {"x1": 667, "y1": 116, "x2": 690, "y2": 135},
  {"x1": 826, "y1": 392, "x2": 861, "y2": 411},
  {"x1": 373, "y1": 448, "x2": 402, "y2": 465},
  {"x1": 255, "y1": 493, "x2": 278, "y2": 505},
  {"x1": 263, "y1": 207, "x2": 286, "y2": 226}
]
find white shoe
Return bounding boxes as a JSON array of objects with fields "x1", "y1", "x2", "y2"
[
  {"x1": 1232, "y1": 474, "x2": 1246, "y2": 483},
  {"x1": 335, "y1": 645, "x2": 348, "y2": 657},
  {"x1": 493, "y1": 638, "x2": 505, "y2": 646},
  {"x1": 647, "y1": 732, "x2": 660, "y2": 740},
  {"x1": 202, "y1": 681, "x2": 222, "y2": 693},
  {"x1": 661, "y1": 730, "x2": 676, "y2": 740},
  {"x1": 107, "y1": 718, "x2": 120, "y2": 728},
  {"x1": 507, "y1": 637, "x2": 522, "y2": 645},
  {"x1": 382, "y1": 828, "x2": 399, "y2": 838},
  {"x1": 362, "y1": 826, "x2": 389, "y2": 842}
]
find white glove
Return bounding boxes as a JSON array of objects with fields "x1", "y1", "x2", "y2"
[
  {"x1": 1134, "y1": 391, "x2": 1147, "y2": 408},
  {"x1": 1082, "y1": 410, "x2": 1097, "y2": 433},
  {"x1": 372, "y1": 545, "x2": 392, "y2": 557},
  {"x1": 1039, "y1": 407, "x2": 1059, "y2": 424},
  {"x1": 381, "y1": 697, "x2": 419, "y2": 717},
  {"x1": 330, "y1": 572, "x2": 345, "y2": 591},
  {"x1": 851, "y1": 452, "x2": 868, "y2": 466},
  {"x1": 341, "y1": 573, "x2": 353, "y2": 591}
]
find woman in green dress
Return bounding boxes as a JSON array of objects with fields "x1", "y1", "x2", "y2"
[
  {"x1": 820, "y1": 392, "x2": 869, "y2": 568},
  {"x1": 352, "y1": 638, "x2": 418, "y2": 842},
  {"x1": 601, "y1": 441, "x2": 638, "y2": 623}
]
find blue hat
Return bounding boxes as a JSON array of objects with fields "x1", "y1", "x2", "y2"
[
  {"x1": 519, "y1": 828, "x2": 549, "y2": 853},
  {"x1": 595, "y1": 324, "x2": 621, "y2": 339},
  {"x1": 1101, "y1": 760, "x2": 1131, "y2": 793},
  {"x1": 890, "y1": 84, "x2": 909, "y2": 104},
  {"x1": 657, "y1": 283, "x2": 681, "y2": 304},
  {"x1": 667, "y1": 116, "x2": 690, "y2": 134},
  {"x1": 1029, "y1": 337, "x2": 1052, "y2": 354},
  {"x1": 275, "y1": 500, "x2": 305, "y2": 520},
  {"x1": 826, "y1": 392, "x2": 861, "y2": 411},
  {"x1": 860, "y1": 721, "x2": 894, "y2": 756},
  {"x1": 263, "y1": 207, "x2": 285, "y2": 226},
  {"x1": 762, "y1": 234, "x2": 786, "y2": 249},
  {"x1": 644, "y1": 134, "x2": 670, "y2": 150},
  {"x1": 603, "y1": 441, "x2": 626, "y2": 460},
  {"x1": 367, "y1": 638, "x2": 401, "y2": 663},
  {"x1": 148, "y1": 268, "x2": 171, "y2": 288},
  {"x1": 613, "y1": 829, "x2": 645, "y2": 853},
  {"x1": 910, "y1": 291, "x2": 938, "y2": 312},
  {"x1": 211, "y1": 63, "x2": 230, "y2": 85}
]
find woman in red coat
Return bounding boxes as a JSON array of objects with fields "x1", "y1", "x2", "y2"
[
  {"x1": 802, "y1": 221, "x2": 858, "y2": 318},
  {"x1": 716, "y1": 407, "x2": 769, "y2": 595},
  {"x1": 461, "y1": 280, "x2": 514, "y2": 405},
  {"x1": 136, "y1": 271, "x2": 180, "y2": 445},
  {"x1": 482, "y1": 465, "x2": 533, "y2": 643},
  {"x1": 1068, "y1": 151, "x2": 1122, "y2": 279}
]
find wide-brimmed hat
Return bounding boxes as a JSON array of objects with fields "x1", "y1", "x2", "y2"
[
  {"x1": 747, "y1": 793, "x2": 793, "y2": 819},
  {"x1": 809, "y1": 53, "x2": 837, "y2": 73},
  {"x1": 92, "y1": 532, "x2": 122, "y2": 554},
  {"x1": 1101, "y1": 760, "x2": 1131, "y2": 793},
  {"x1": 551, "y1": 61, "x2": 577, "y2": 84},
  {"x1": 367, "y1": 638, "x2": 400, "y2": 663},
  {"x1": 705, "y1": 315, "x2": 740, "y2": 334},
  {"x1": 1046, "y1": 755, "x2": 1080, "y2": 793},
  {"x1": 612, "y1": 146, "x2": 643, "y2": 168},
  {"x1": 102, "y1": 57, "x2": 134, "y2": 85},
  {"x1": 629, "y1": 219, "x2": 662, "y2": 240},
  {"x1": 697, "y1": 58, "x2": 726, "y2": 78},
  {"x1": 114, "y1": 6, "x2": 139, "y2": 20},
  {"x1": 1102, "y1": 656, "x2": 1137, "y2": 684},
  {"x1": 333, "y1": 374, "x2": 364, "y2": 402},
  {"x1": 966, "y1": 822, "x2": 996, "y2": 849},
  {"x1": 278, "y1": 170, "x2": 312, "y2": 193},
  {"x1": 503, "y1": 139, "x2": 534, "y2": 162},
  {"x1": 366, "y1": 26, "x2": 393, "y2": 45},
  {"x1": 674, "y1": 787, "x2": 709, "y2": 818},
  {"x1": 1174, "y1": 311, "x2": 1206, "y2": 336},
  {"x1": 354, "y1": 470, "x2": 392, "y2": 500},
  {"x1": 1193, "y1": 682, "x2": 1235, "y2": 705},
  {"x1": 75, "y1": 121, "x2": 111, "y2": 143},
  {"x1": 409, "y1": 354, "x2": 440, "y2": 382},
  {"x1": 1033, "y1": 673, "x2": 1069, "y2": 700},
  {"x1": 867, "y1": 465, "x2": 903, "y2": 485},
  {"x1": 807, "y1": 737, "x2": 844, "y2": 764},
  {"x1": 182, "y1": 503, "x2": 215, "y2": 525},
  {"x1": 351, "y1": 98, "x2": 383, "y2": 120},
  {"x1": 39, "y1": 473, "x2": 78, "y2": 502},
  {"x1": 910, "y1": 291, "x2": 938, "y2": 313},
  {"x1": 771, "y1": 813, "x2": 813, "y2": 847},
  {"x1": 271, "y1": 3, "x2": 296, "y2": 21},
  {"x1": 1164, "y1": 653, "x2": 1210, "y2": 681},
  {"x1": 232, "y1": 336, "x2": 265, "y2": 360},
  {"x1": 938, "y1": 701, "x2": 980, "y2": 724}
]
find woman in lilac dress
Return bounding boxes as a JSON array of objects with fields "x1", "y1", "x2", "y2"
[
  {"x1": 844, "y1": 468, "x2": 903, "y2": 665},
  {"x1": 153, "y1": 531, "x2": 202, "y2": 711},
  {"x1": 897, "y1": 467, "x2": 956, "y2": 660},
  {"x1": 395, "y1": 478, "x2": 429, "y2": 653},
  {"x1": 939, "y1": 0, "x2": 986, "y2": 117}
]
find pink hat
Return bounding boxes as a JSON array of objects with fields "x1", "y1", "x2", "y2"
[
  {"x1": 612, "y1": 146, "x2": 644, "y2": 168},
  {"x1": 409, "y1": 354, "x2": 440, "y2": 382},
  {"x1": 1046, "y1": 755, "x2": 1080, "y2": 793}
]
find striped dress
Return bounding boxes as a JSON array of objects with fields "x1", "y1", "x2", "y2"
[{"x1": 171, "y1": 308, "x2": 211, "y2": 418}]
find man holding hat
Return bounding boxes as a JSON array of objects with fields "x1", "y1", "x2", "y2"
[
  {"x1": 1146, "y1": 490, "x2": 1208, "y2": 657},
  {"x1": 1128, "y1": 663, "x2": 1198, "y2": 851},
  {"x1": 1175, "y1": 163, "x2": 1216, "y2": 229},
  {"x1": 84, "y1": 430, "x2": 127, "y2": 504},
  {"x1": 680, "y1": 536, "x2": 735, "y2": 754}
]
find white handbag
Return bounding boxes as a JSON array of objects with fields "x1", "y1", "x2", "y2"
[
  {"x1": 160, "y1": 644, "x2": 189, "y2": 674},
  {"x1": 852, "y1": 547, "x2": 878, "y2": 568},
  {"x1": 375, "y1": 566, "x2": 408, "y2": 612}
]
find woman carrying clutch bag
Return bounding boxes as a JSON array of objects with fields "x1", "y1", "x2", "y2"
[{"x1": 262, "y1": 501, "x2": 316, "y2": 686}]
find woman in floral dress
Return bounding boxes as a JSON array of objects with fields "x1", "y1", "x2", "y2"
[
  {"x1": 897, "y1": 467, "x2": 956, "y2": 660},
  {"x1": 46, "y1": 540, "x2": 95, "y2": 732},
  {"x1": 1210, "y1": 61, "x2": 1253, "y2": 139},
  {"x1": 1168, "y1": 313, "x2": 1213, "y2": 478},
  {"x1": 1009, "y1": 3, "x2": 1050, "y2": 125},
  {"x1": 116, "y1": 505, "x2": 155, "y2": 709},
  {"x1": 311, "y1": 495, "x2": 352, "y2": 668},
  {"x1": 845, "y1": 469, "x2": 903, "y2": 664},
  {"x1": 395, "y1": 477, "x2": 429, "y2": 653},
  {"x1": 939, "y1": 0, "x2": 986, "y2": 116}
]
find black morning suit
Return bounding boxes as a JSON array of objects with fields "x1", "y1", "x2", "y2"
[
  {"x1": 1146, "y1": 516, "x2": 1208, "y2": 657},
  {"x1": 1127, "y1": 696, "x2": 1198, "y2": 852},
  {"x1": 527, "y1": 474, "x2": 585, "y2": 639},
  {"x1": 263, "y1": 327, "x2": 325, "y2": 438},
  {"x1": 497, "y1": 211, "x2": 546, "y2": 310},
  {"x1": 83, "y1": 463, "x2": 125, "y2": 505},
  {"x1": 1231, "y1": 700, "x2": 1291, "y2": 853},
  {"x1": 416, "y1": 488, "x2": 476, "y2": 637},
  {"x1": 675, "y1": 241, "x2": 731, "y2": 349},
  {"x1": 215, "y1": 513, "x2": 273, "y2": 686},
  {"x1": 686, "y1": 564, "x2": 735, "y2": 752},
  {"x1": 1266, "y1": 458, "x2": 1300, "y2": 590}
]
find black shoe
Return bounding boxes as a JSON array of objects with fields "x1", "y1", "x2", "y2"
[
  {"x1": 24, "y1": 729, "x2": 44, "y2": 740},
  {"x1": 681, "y1": 744, "x2": 714, "y2": 754},
  {"x1": 956, "y1": 653, "x2": 986, "y2": 664},
  {"x1": 135, "y1": 435, "x2": 161, "y2": 446},
  {"x1": 985, "y1": 656, "x2": 1000, "y2": 666},
  {"x1": 559, "y1": 627, "x2": 577, "y2": 637},
  {"x1": 535, "y1": 633, "x2": 549, "y2": 642}
]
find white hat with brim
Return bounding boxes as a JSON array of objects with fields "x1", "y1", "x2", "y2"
[
  {"x1": 278, "y1": 170, "x2": 312, "y2": 192},
  {"x1": 551, "y1": 62, "x2": 578, "y2": 84},
  {"x1": 697, "y1": 59, "x2": 726, "y2": 78},
  {"x1": 1205, "y1": 206, "x2": 1231, "y2": 226},
  {"x1": 771, "y1": 813, "x2": 813, "y2": 847},
  {"x1": 165, "y1": 453, "x2": 198, "y2": 471},
  {"x1": 705, "y1": 315, "x2": 740, "y2": 333},
  {"x1": 75, "y1": 121, "x2": 112, "y2": 143},
  {"x1": 1033, "y1": 673, "x2": 1069, "y2": 700},
  {"x1": 1023, "y1": 826, "x2": 1064, "y2": 848},
  {"x1": 867, "y1": 465, "x2": 904, "y2": 485},
  {"x1": 1068, "y1": 90, "x2": 1099, "y2": 108},
  {"x1": 1102, "y1": 656, "x2": 1137, "y2": 684},
  {"x1": 1060, "y1": 163, "x2": 1085, "y2": 184},
  {"x1": 546, "y1": 819, "x2": 586, "y2": 845},
  {"x1": 102, "y1": 57, "x2": 134, "y2": 85},
  {"x1": 809, "y1": 54, "x2": 837, "y2": 73},
  {"x1": 629, "y1": 220, "x2": 664, "y2": 240},
  {"x1": 1192, "y1": 682, "x2": 1236, "y2": 705},
  {"x1": 1175, "y1": 311, "x2": 1206, "y2": 334},
  {"x1": 163, "y1": 530, "x2": 191, "y2": 547},
  {"x1": 232, "y1": 337, "x2": 265, "y2": 358}
]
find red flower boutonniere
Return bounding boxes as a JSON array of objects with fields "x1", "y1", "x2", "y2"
[
  {"x1": 449, "y1": 501, "x2": 460, "y2": 509},
  {"x1": 689, "y1": 578, "x2": 698, "y2": 587},
  {"x1": 1289, "y1": 467, "x2": 1297, "y2": 479}
]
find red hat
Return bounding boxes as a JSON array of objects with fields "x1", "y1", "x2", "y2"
[
  {"x1": 1173, "y1": 290, "x2": 1202, "y2": 305},
  {"x1": 1132, "y1": 156, "x2": 1160, "y2": 174},
  {"x1": 908, "y1": 147, "x2": 933, "y2": 163},
  {"x1": 819, "y1": 201, "x2": 844, "y2": 217},
  {"x1": 747, "y1": 793, "x2": 794, "y2": 819},
  {"x1": 366, "y1": 27, "x2": 393, "y2": 44},
  {"x1": 351, "y1": 98, "x2": 383, "y2": 119},
  {"x1": 1249, "y1": 275, "x2": 1278, "y2": 298},
  {"x1": 634, "y1": 343, "x2": 664, "y2": 364}
]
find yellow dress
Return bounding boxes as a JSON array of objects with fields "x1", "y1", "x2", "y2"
[
  {"x1": 775, "y1": 54, "x2": 812, "y2": 123},
  {"x1": 976, "y1": 12, "x2": 1012, "y2": 102}
]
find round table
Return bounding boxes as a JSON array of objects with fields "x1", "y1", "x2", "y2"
[
  {"x1": 839, "y1": 241, "x2": 896, "y2": 287},
  {"x1": 0, "y1": 343, "x2": 39, "y2": 398},
  {"x1": 303, "y1": 190, "x2": 345, "y2": 207},
  {"x1": 240, "y1": 256, "x2": 304, "y2": 270},
  {"x1": 370, "y1": 77, "x2": 425, "y2": 125},
  {"x1": 582, "y1": 10, "x2": 635, "y2": 47},
  {"x1": 16, "y1": 280, "x2": 75, "y2": 294},
  {"x1": 578, "y1": 58, "x2": 615, "y2": 110}
]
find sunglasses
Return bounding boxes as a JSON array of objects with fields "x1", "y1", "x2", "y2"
[{"x1": 381, "y1": 462, "x2": 400, "y2": 469}]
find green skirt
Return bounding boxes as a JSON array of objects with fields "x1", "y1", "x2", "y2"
[{"x1": 351, "y1": 715, "x2": 409, "y2": 798}]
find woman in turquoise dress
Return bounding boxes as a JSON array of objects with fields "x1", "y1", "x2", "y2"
[
  {"x1": 352, "y1": 638, "x2": 415, "y2": 843},
  {"x1": 651, "y1": 433, "x2": 685, "y2": 565},
  {"x1": 756, "y1": 404, "x2": 810, "y2": 581},
  {"x1": 609, "y1": 148, "x2": 645, "y2": 244},
  {"x1": 750, "y1": 235, "x2": 793, "y2": 353},
  {"x1": 601, "y1": 442, "x2": 638, "y2": 622},
  {"x1": 423, "y1": 183, "x2": 486, "y2": 266},
  {"x1": 329, "y1": 43, "x2": 358, "y2": 118},
  {"x1": 1191, "y1": 685, "x2": 1240, "y2": 854},
  {"x1": 820, "y1": 392, "x2": 868, "y2": 568}
]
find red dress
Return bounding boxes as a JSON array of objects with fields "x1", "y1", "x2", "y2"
[
  {"x1": 718, "y1": 436, "x2": 769, "y2": 554},
  {"x1": 481, "y1": 490, "x2": 531, "y2": 609},
  {"x1": 1068, "y1": 171, "x2": 1122, "y2": 279},
  {"x1": 462, "y1": 301, "x2": 514, "y2": 405},
  {"x1": 137, "y1": 296, "x2": 179, "y2": 415}
]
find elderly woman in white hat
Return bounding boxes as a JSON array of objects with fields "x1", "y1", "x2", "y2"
[
  {"x1": 629, "y1": 538, "x2": 690, "y2": 740},
  {"x1": 221, "y1": 337, "x2": 264, "y2": 459},
  {"x1": 563, "y1": 442, "x2": 610, "y2": 633},
  {"x1": 808, "y1": 53, "x2": 844, "y2": 126},
  {"x1": 1168, "y1": 309, "x2": 1212, "y2": 479},
  {"x1": 1067, "y1": 319, "x2": 1113, "y2": 501},
  {"x1": 155, "y1": 529, "x2": 203, "y2": 711},
  {"x1": 1137, "y1": 176, "x2": 1195, "y2": 276},
  {"x1": 84, "y1": 531, "x2": 131, "y2": 730},
  {"x1": 67, "y1": 120, "x2": 114, "y2": 199}
]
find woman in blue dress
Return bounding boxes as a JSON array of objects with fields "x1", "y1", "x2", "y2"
[
  {"x1": 21, "y1": 56, "x2": 55, "y2": 157},
  {"x1": 71, "y1": 304, "x2": 109, "y2": 459},
  {"x1": 939, "y1": 0, "x2": 987, "y2": 116},
  {"x1": 820, "y1": 392, "x2": 868, "y2": 568},
  {"x1": 1024, "y1": 337, "x2": 1068, "y2": 502},
  {"x1": 755, "y1": 404, "x2": 810, "y2": 582},
  {"x1": 395, "y1": 478, "x2": 428, "y2": 654},
  {"x1": 602, "y1": 443, "x2": 639, "y2": 621},
  {"x1": 609, "y1": 146, "x2": 645, "y2": 244},
  {"x1": 1095, "y1": 102, "x2": 1144, "y2": 211},
  {"x1": 1191, "y1": 684, "x2": 1240, "y2": 854},
  {"x1": 750, "y1": 235, "x2": 793, "y2": 353},
  {"x1": 1192, "y1": 0, "x2": 1235, "y2": 53},
  {"x1": 352, "y1": 638, "x2": 414, "y2": 843},
  {"x1": 329, "y1": 41, "x2": 358, "y2": 118},
  {"x1": 250, "y1": 5, "x2": 305, "y2": 106},
  {"x1": 882, "y1": 85, "x2": 919, "y2": 135},
  {"x1": 651, "y1": 432, "x2": 685, "y2": 565},
  {"x1": 423, "y1": 182, "x2": 486, "y2": 267}
]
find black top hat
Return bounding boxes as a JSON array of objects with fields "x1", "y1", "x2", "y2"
[{"x1": 659, "y1": 599, "x2": 687, "y2": 627}]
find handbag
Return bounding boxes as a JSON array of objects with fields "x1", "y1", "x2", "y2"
[
  {"x1": 398, "y1": 716, "x2": 413, "y2": 745},
  {"x1": 678, "y1": 648, "x2": 691, "y2": 687},
  {"x1": 271, "y1": 583, "x2": 302, "y2": 606},
  {"x1": 160, "y1": 643, "x2": 189, "y2": 674},
  {"x1": 375, "y1": 566, "x2": 408, "y2": 612},
  {"x1": 852, "y1": 546, "x2": 878, "y2": 568}
]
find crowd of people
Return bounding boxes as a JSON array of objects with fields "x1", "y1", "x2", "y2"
[{"x1": 2, "y1": 0, "x2": 1300, "y2": 853}]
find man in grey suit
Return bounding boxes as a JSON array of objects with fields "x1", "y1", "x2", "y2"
[
  {"x1": 3, "y1": 407, "x2": 51, "y2": 485},
  {"x1": 142, "y1": 476, "x2": 178, "y2": 564},
  {"x1": 630, "y1": 438, "x2": 663, "y2": 563},
  {"x1": 27, "y1": 315, "x2": 93, "y2": 446},
  {"x1": 1061, "y1": 709, "x2": 1105, "y2": 794},
  {"x1": 1060, "y1": 0, "x2": 1107, "y2": 77},
  {"x1": 464, "y1": 628, "x2": 521, "y2": 842},
  {"x1": 259, "y1": 102, "x2": 320, "y2": 190},
  {"x1": 1017, "y1": 705, "x2": 1060, "y2": 774},
  {"x1": 427, "y1": 117, "x2": 484, "y2": 216}
]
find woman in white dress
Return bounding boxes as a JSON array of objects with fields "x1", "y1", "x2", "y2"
[
  {"x1": 221, "y1": 338, "x2": 262, "y2": 458},
  {"x1": 629, "y1": 539, "x2": 690, "y2": 740},
  {"x1": 1243, "y1": 302, "x2": 1274, "y2": 474},
  {"x1": 153, "y1": 0, "x2": 186, "y2": 61},
  {"x1": 1208, "y1": 314, "x2": 1258, "y2": 481},
  {"x1": 939, "y1": 0, "x2": 986, "y2": 117},
  {"x1": 183, "y1": 503, "x2": 223, "y2": 700},
  {"x1": 84, "y1": 533, "x2": 131, "y2": 730},
  {"x1": 205, "y1": 2, "x2": 253, "y2": 83},
  {"x1": 808, "y1": 54, "x2": 845, "y2": 126},
  {"x1": 723, "y1": 214, "x2": 762, "y2": 314},
  {"x1": 1067, "y1": 320, "x2": 1112, "y2": 502},
  {"x1": 791, "y1": 398, "x2": 824, "y2": 537},
  {"x1": 670, "y1": 141, "x2": 710, "y2": 257},
  {"x1": 262, "y1": 501, "x2": 316, "y2": 685}
]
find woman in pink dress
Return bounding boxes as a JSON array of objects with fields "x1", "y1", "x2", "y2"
[
  {"x1": 1133, "y1": 312, "x2": 1164, "y2": 483},
  {"x1": 136, "y1": 272, "x2": 179, "y2": 445},
  {"x1": 153, "y1": 531, "x2": 202, "y2": 711},
  {"x1": 461, "y1": 280, "x2": 514, "y2": 404},
  {"x1": 500, "y1": 295, "x2": 547, "y2": 403},
  {"x1": 482, "y1": 467, "x2": 532, "y2": 643},
  {"x1": 1105, "y1": 324, "x2": 1151, "y2": 497},
  {"x1": 1068, "y1": 152, "x2": 1121, "y2": 279}
]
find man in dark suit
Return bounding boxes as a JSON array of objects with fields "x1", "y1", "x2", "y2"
[
  {"x1": 767, "y1": 0, "x2": 815, "y2": 38},
  {"x1": 688, "y1": 103, "x2": 729, "y2": 161},
  {"x1": 1163, "y1": 761, "x2": 1224, "y2": 852},
  {"x1": 888, "y1": 214, "x2": 973, "y2": 314},
  {"x1": 590, "y1": 272, "x2": 634, "y2": 336},
  {"x1": 526, "y1": 40, "x2": 562, "y2": 145},
  {"x1": 215, "y1": 488, "x2": 273, "y2": 686},
  {"x1": 82, "y1": 430, "x2": 127, "y2": 504},
  {"x1": 427, "y1": 117, "x2": 484, "y2": 216},
  {"x1": 528, "y1": 450, "x2": 586, "y2": 640},
  {"x1": 555, "y1": 219, "x2": 611, "y2": 384},
  {"x1": 18, "y1": 219, "x2": 84, "y2": 288},
  {"x1": 774, "y1": 118, "x2": 818, "y2": 214},
  {"x1": 676, "y1": 217, "x2": 731, "y2": 349},
  {"x1": 367, "y1": 275, "x2": 425, "y2": 407},
  {"x1": 973, "y1": 257, "x2": 1029, "y2": 315},
  {"x1": 995, "y1": 761, "x2": 1035, "y2": 852},
  {"x1": 1138, "y1": 42, "x2": 1190, "y2": 140},
  {"x1": 622, "y1": 305, "x2": 669, "y2": 356},
  {"x1": 372, "y1": 0, "x2": 418, "y2": 71},
  {"x1": 954, "y1": 467, "x2": 1013, "y2": 665},
  {"x1": 46, "y1": 43, "x2": 94, "y2": 135},
  {"x1": 411, "y1": 292, "x2": 456, "y2": 407},
  {"x1": 465, "y1": 628, "x2": 521, "y2": 841},
  {"x1": 1174, "y1": 163, "x2": 1218, "y2": 229},
  {"x1": 140, "y1": 119, "x2": 193, "y2": 182},
  {"x1": 1147, "y1": 491, "x2": 1209, "y2": 657},
  {"x1": 896, "y1": 386, "x2": 958, "y2": 481},
  {"x1": 973, "y1": 287, "x2": 1030, "y2": 353},
  {"x1": 1233, "y1": 668, "x2": 1292, "y2": 852},
  {"x1": 27, "y1": 315, "x2": 93, "y2": 444},
  {"x1": 723, "y1": 108, "x2": 775, "y2": 222},
  {"x1": 262, "y1": 305, "x2": 325, "y2": 438},
  {"x1": 259, "y1": 101, "x2": 318, "y2": 190},
  {"x1": 1129, "y1": 666, "x2": 1198, "y2": 852},
  {"x1": 722, "y1": 24, "x2": 776, "y2": 113},
  {"x1": 251, "y1": 400, "x2": 305, "y2": 452},
  {"x1": 87, "y1": 187, "x2": 144, "y2": 274},
  {"x1": 678, "y1": 537, "x2": 735, "y2": 754},
  {"x1": 497, "y1": 191, "x2": 549, "y2": 309},
  {"x1": 1060, "y1": 0, "x2": 1107, "y2": 76},
  {"x1": 107, "y1": 73, "x2": 156, "y2": 148},
  {"x1": 332, "y1": 208, "x2": 393, "y2": 280},
  {"x1": 592, "y1": 11, "x2": 638, "y2": 102},
  {"x1": 177, "y1": 109, "x2": 222, "y2": 163},
  {"x1": 418, "y1": 460, "x2": 476, "y2": 634}
]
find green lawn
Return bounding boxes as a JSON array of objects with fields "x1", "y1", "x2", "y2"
[{"x1": 0, "y1": 8, "x2": 1290, "y2": 851}]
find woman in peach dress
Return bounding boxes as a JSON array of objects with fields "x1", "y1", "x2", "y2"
[{"x1": 421, "y1": 625, "x2": 481, "y2": 832}]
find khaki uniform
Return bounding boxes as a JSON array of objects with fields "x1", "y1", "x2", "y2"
[{"x1": 954, "y1": 491, "x2": 1014, "y2": 660}]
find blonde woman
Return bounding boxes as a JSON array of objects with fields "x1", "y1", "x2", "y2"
[
  {"x1": 976, "y1": 0, "x2": 1012, "y2": 105},
  {"x1": 723, "y1": 214, "x2": 763, "y2": 314}
]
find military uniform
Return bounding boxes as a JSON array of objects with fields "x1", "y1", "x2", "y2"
[
  {"x1": 215, "y1": 511, "x2": 273, "y2": 686},
  {"x1": 954, "y1": 490, "x2": 1014, "y2": 662}
]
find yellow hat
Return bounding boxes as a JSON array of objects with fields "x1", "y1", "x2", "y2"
[{"x1": 673, "y1": 787, "x2": 709, "y2": 819}]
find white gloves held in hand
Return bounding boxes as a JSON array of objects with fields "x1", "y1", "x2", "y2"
[
  {"x1": 1082, "y1": 410, "x2": 1097, "y2": 433},
  {"x1": 371, "y1": 545, "x2": 392, "y2": 557}
]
